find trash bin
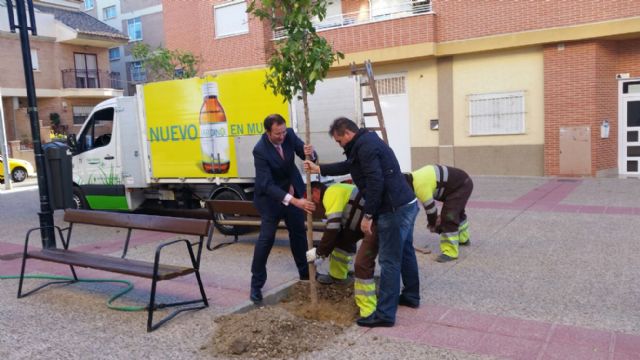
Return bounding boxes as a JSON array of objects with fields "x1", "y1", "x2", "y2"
[{"x1": 43, "y1": 142, "x2": 74, "y2": 210}]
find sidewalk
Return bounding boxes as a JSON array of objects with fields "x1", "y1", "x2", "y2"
[{"x1": 1, "y1": 176, "x2": 639, "y2": 359}]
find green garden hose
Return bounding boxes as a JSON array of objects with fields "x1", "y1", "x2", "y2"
[{"x1": 0, "y1": 274, "x2": 146, "y2": 311}]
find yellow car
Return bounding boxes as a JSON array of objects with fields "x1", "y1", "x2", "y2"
[{"x1": 0, "y1": 155, "x2": 35, "y2": 183}]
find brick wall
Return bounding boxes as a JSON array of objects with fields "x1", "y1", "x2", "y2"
[
  {"x1": 594, "y1": 41, "x2": 618, "y2": 173},
  {"x1": 163, "y1": 0, "x2": 272, "y2": 73},
  {"x1": 433, "y1": 0, "x2": 640, "y2": 42},
  {"x1": 321, "y1": 14, "x2": 434, "y2": 55},
  {"x1": 543, "y1": 41, "x2": 599, "y2": 176},
  {"x1": 617, "y1": 39, "x2": 640, "y2": 77}
]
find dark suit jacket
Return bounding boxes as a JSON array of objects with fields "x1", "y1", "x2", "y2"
[{"x1": 253, "y1": 128, "x2": 310, "y2": 216}]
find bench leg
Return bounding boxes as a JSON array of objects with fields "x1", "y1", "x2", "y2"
[{"x1": 17, "y1": 255, "x2": 78, "y2": 298}]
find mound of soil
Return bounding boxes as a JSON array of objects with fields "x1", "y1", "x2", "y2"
[{"x1": 210, "y1": 281, "x2": 358, "y2": 359}]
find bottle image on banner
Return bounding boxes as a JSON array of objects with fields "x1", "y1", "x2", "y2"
[{"x1": 200, "y1": 82, "x2": 230, "y2": 173}]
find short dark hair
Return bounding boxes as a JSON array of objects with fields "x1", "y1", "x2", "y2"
[
  {"x1": 328, "y1": 117, "x2": 359, "y2": 137},
  {"x1": 264, "y1": 114, "x2": 286, "y2": 132}
]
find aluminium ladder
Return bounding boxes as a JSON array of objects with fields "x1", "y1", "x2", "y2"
[{"x1": 351, "y1": 60, "x2": 389, "y2": 144}]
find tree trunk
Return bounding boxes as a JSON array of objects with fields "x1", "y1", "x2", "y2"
[{"x1": 301, "y1": 88, "x2": 318, "y2": 305}]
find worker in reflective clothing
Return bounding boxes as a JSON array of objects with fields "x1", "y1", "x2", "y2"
[
  {"x1": 406, "y1": 165, "x2": 473, "y2": 263},
  {"x1": 306, "y1": 183, "x2": 378, "y2": 318}
]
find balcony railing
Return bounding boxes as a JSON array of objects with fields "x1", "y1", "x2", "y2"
[
  {"x1": 274, "y1": 0, "x2": 432, "y2": 39},
  {"x1": 61, "y1": 69, "x2": 123, "y2": 90}
]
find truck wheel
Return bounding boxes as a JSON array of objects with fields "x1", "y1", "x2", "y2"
[
  {"x1": 72, "y1": 187, "x2": 90, "y2": 209},
  {"x1": 209, "y1": 185, "x2": 253, "y2": 236}
]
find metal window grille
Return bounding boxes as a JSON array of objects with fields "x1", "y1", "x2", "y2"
[
  {"x1": 73, "y1": 106, "x2": 94, "y2": 125},
  {"x1": 468, "y1": 91, "x2": 525, "y2": 135},
  {"x1": 364, "y1": 76, "x2": 406, "y2": 97}
]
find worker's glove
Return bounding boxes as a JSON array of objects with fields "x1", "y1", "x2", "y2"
[{"x1": 306, "y1": 248, "x2": 318, "y2": 263}]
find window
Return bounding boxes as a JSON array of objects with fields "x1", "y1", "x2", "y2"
[
  {"x1": 130, "y1": 61, "x2": 146, "y2": 82},
  {"x1": 109, "y1": 47, "x2": 120, "y2": 61},
  {"x1": 103, "y1": 5, "x2": 116, "y2": 20},
  {"x1": 313, "y1": 0, "x2": 342, "y2": 29},
  {"x1": 30, "y1": 49, "x2": 38, "y2": 70},
  {"x1": 214, "y1": 1, "x2": 248, "y2": 38},
  {"x1": 468, "y1": 91, "x2": 525, "y2": 136},
  {"x1": 76, "y1": 108, "x2": 114, "y2": 153},
  {"x1": 73, "y1": 106, "x2": 94, "y2": 125},
  {"x1": 127, "y1": 17, "x2": 142, "y2": 41},
  {"x1": 74, "y1": 53, "x2": 99, "y2": 88},
  {"x1": 370, "y1": 0, "x2": 412, "y2": 19},
  {"x1": 84, "y1": 0, "x2": 94, "y2": 10}
]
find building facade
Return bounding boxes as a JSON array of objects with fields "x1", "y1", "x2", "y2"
[
  {"x1": 82, "y1": 0, "x2": 164, "y2": 95},
  {"x1": 0, "y1": 0, "x2": 127, "y2": 163},
  {"x1": 162, "y1": 0, "x2": 640, "y2": 177}
]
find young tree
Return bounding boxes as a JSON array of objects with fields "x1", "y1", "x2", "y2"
[
  {"x1": 131, "y1": 43, "x2": 201, "y2": 81},
  {"x1": 248, "y1": 0, "x2": 344, "y2": 304}
]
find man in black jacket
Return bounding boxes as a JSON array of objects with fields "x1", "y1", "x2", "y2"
[
  {"x1": 305, "y1": 117, "x2": 420, "y2": 327},
  {"x1": 251, "y1": 114, "x2": 316, "y2": 304}
]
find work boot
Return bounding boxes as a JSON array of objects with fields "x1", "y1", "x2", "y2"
[
  {"x1": 435, "y1": 254, "x2": 456, "y2": 263},
  {"x1": 316, "y1": 274, "x2": 351, "y2": 285}
]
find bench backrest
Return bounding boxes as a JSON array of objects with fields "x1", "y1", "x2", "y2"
[
  {"x1": 205, "y1": 200, "x2": 261, "y2": 217},
  {"x1": 64, "y1": 209, "x2": 211, "y2": 236}
]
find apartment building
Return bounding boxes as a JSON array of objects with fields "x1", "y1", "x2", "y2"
[
  {"x1": 0, "y1": 0, "x2": 127, "y2": 162},
  {"x1": 82, "y1": 0, "x2": 163, "y2": 95},
  {"x1": 162, "y1": 0, "x2": 640, "y2": 177}
]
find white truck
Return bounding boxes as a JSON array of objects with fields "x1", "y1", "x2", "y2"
[{"x1": 69, "y1": 69, "x2": 360, "y2": 233}]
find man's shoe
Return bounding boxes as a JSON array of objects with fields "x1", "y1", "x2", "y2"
[
  {"x1": 250, "y1": 288, "x2": 262, "y2": 303},
  {"x1": 459, "y1": 239, "x2": 471, "y2": 246},
  {"x1": 356, "y1": 314, "x2": 394, "y2": 328},
  {"x1": 435, "y1": 254, "x2": 456, "y2": 263},
  {"x1": 398, "y1": 295, "x2": 420, "y2": 309},
  {"x1": 316, "y1": 274, "x2": 351, "y2": 285}
]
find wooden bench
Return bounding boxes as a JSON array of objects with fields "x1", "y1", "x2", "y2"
[
  {"x1": 18, "y1": 209, "x2": 213, "y2": 332},
  {"x1": 205, "y1": 200, "x2": 326, "y2": 250}
]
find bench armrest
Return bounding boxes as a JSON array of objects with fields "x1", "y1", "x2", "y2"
[
  {"x1": 154, "y1": 238, "x2": 203, "y2": 271},
  {"x1": 23, "y1": 225, "x2": 67, "y2": 250}
]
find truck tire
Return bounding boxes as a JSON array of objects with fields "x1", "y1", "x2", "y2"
[
  {"x1": 209, "y1": 185, "x2": 253, "y2": 236},
  {"x1": 72, "y1": 187, "x2": 90, "y2": 209}
]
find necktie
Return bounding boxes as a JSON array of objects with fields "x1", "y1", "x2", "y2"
[{"x1": 276, "y1": 145, "x2": 294, "y2": 195}]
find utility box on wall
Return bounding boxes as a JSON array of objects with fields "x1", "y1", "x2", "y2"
[{"x1": 559, "y1": 126, "x2": 591, "y2": 176}]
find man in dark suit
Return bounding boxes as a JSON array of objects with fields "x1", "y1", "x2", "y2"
[{"x1": 250, "y1": 113, "x2": 316, "y2": 303}]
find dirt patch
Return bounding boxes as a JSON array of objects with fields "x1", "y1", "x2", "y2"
[{"x1": 209, "y1": 281, "x2": 358, "y2": 359}]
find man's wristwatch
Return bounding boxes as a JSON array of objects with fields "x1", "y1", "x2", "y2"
[{"x1": 363, "y1": 214, "x2": 374, "y2": 220}]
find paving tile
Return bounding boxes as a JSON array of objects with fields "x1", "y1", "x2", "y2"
[
  {"x1": 371, "y1": 322, "x2": 432, "y2": 342},
  {"x1": 578, "y1": 205, "x2": 606, "y2": 214},
  {"x1": 614, "y1": 351, "x2": 640, "y2": 360},
  {"x1": 437, "y1": 308, "x2": 497, "y2": 332},
  {"x1": 474, "y1": 333, "x2": 543, "y2": 360},
  {"x1": 552, "y1": 204, "x2": 581, "y2": 213},
  {"x1": 549, "y1": 324, "x2": 611, "y2": 352},
  {"x1": 489, "y1": 316, "x2": 552, "y2": 341},
  {"x1": 605, "y1": 207, "x2": 636, "y2": 215},
  {"x1": 614, "y1": 332, "x2": 640, "y2": 355},
  {"x1": 417, "y1": 303, "x2": 452, "y2": 323},
  {"x1": 419, "y1": 323, "x2": 486, "y2": 353},
  {"x1": 540, "y1": 341, "x2": 610, "y2": 360}
]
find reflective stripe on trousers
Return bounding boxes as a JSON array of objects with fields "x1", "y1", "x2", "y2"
[
  {"x1": 354, "y1": 277, "x2": 377, "y2": 318},
  {"x1": 458, "y1": 219, "x2": 470, "y2": 245},
  {"x1": 440, "y1": 231, "x2": 460, "y2": 258},
  {"x1": 329, "y1": 247, "x2": 353, "y2": 280}
]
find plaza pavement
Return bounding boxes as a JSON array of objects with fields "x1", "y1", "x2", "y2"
[{"x1": 0, "y1": 175, "x2": 639, "y2": 359}]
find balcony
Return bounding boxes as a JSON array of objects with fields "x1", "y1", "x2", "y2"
[
  {"x1": 61, "y1": 69, "x2": 123, "y2": 90},
  {"x1": 273, "y1": 0, "x2": 434, "y2": 58}
]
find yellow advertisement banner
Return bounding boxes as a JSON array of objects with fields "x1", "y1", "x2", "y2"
[{"x1": 142, "y1": 69, "x2": 288, "y2": 178}]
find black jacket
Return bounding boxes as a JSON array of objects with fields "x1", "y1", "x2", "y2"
[{"x1": 320, "y1": 129, "x2": 415, "y2": 217}]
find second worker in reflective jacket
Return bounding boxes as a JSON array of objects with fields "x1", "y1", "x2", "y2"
[
  {"x1": 406, "y1": 165, "x2": 474, "y2": 263},
  {"x1": 306, "y1": 182, "x2": 379, "y2": 319}
]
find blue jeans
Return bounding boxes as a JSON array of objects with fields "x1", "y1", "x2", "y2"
[{"x1": 374, "y1": 200, "x2": 420, "y2": 323}]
